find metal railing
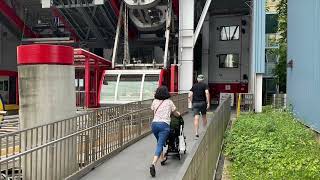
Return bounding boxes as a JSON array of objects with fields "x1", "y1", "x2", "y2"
[
  {"x1": 272, "y1": 93, "x2": 287, "y2": 109},
  {"x1": 175, "y1": 97, "x2": 231, "y2": 180},
  {"x1": 236, "y1": 93, "x2": 254, "y2": 117},
  {"x1": 0, "y1": 93, "x2": 188, "y2": 180}
]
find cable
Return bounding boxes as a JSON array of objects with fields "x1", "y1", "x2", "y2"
[{"x1": 20, "y1": 7, "x2": 27, "y2": 44}]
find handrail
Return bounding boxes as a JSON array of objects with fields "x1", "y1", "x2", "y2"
[
  {"x1": 175, "y1": 97, "x2": 231, "y2": 180},
  {"x1": 0, "y1": 93, "x2": 188, "y2": 180}
]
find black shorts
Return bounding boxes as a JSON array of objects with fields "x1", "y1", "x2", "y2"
[{"x1": 192, "y1": 101, "x2": 207, "y2": 116}]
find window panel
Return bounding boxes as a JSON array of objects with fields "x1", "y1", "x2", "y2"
[
  {"x1": 143, "y1": 75, "x2": 159, "y2": 100},
  {"x1": 100, "y1": 75, "x2": 118, "y2": 102},
  {"x1": 218, "y1": 54, "x2": 239, "y2": 68},
  {"x1": 220, "y1": 26, "x2": 240, "y2": 41},
  {"x1": 265, "y1": 48, "x2": 279, "y2": 63},
  {"x1": 117, "y1": 75, "x2": 142, "y2": 101}
]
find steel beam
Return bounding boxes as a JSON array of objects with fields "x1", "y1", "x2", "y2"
[
  {"x1": 111, "y1": 3, "x2": 124, "y2": 68},
  {"x1": 0, "y1": 0, "x2": 39, "y2": 38},
  {"x1": 0, "y1": 13, "x2": 20, "y2": 38},
  {"x1": 22, "y1": 37, "x2": 71, "y2": 42},
  {"x1": 201, "y1": 14, "x2": 209, "y2": 84},
  {"x1": 57, "y1": 0, "x2": 87, "y2": 38},
  {"x1": 98, "y1": 6, "x2": 116, "y2": 32},
  {"x1": 163, "y1": 0, "x2": 172, "y2": 69},
  {"x1": 193, "y1": 0, "x2": 212, "y2": 46},
  {"x1": 77, "y1": 8, "x2": 104, "y2": 41},
  {"x1": 55, "y1": 3, "x2": 98, "y2": 8},
  {"x1": 51, "y1": 7, "x2": 82, "y2": 41}
]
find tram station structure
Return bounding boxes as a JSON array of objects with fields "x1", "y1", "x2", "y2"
[
  {"x1": 1, "y1": 0, "x2": 319, "y2": 179},
  {"x1": 0, "y1": 0, "x2": 267, "y2": 111}
]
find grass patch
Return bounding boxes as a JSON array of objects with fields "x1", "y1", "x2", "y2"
[{"x1": 224, "y1": 107, "x2": 320, "y2": 180}]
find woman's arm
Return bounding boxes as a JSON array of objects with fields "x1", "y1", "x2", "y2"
[
  {"x1": 170, "y1": 100, "x2": 181, "y2": 117},
  {"x1": 172, "y1": 110, "x2": 181, "y2": 117}
]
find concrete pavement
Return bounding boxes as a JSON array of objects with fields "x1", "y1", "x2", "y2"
[{"x1": 81, "y1": 113, "x2": 210, "y2": 180}]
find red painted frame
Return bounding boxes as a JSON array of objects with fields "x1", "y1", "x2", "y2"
[
  {"x1": 74, "y1": 49, "x2": 112, "y2": 108},
  {"x1": 208, "y1": 82, "x2": 248, "y2": 104},
  {"x1": 17, "y1": 45, "x2": 74, "y2": 65}
]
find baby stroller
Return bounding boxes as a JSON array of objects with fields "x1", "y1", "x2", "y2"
[{"x1": 164, "y1": 115, "x2": 186, "y2": 160}]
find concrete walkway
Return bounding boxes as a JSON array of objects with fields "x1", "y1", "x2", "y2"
[{"x1": 81, "y1": 113, "x2": 210, "y2": 180}]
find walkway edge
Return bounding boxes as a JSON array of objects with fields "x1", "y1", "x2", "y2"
[{"x1": 174, "y1": 98, "x2": 231, "y2": 180}]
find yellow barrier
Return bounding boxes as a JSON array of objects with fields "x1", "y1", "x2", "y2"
[
  {"x1": 0, "y1": 97, "x2": 4, "y2": 123},
  {"x1": 236, "y1": 94, "x2": 242, "y2": 118},
  {"x1": 0, "y1": 96, "x2": 4, "y2": 112},
  {"x1": 0, "y1": 146, "x2": 20, "y2": 158},
  {"x1": 4, "y1": 104, "x2": 19, "y2": 111}
]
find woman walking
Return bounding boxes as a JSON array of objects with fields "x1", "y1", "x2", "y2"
[{"x1": 149, "y1": 86, "x2": 180, "y2": 177}]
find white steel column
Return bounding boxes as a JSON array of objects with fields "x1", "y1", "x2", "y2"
[
  {"x1": 252, "y1": 0, "x2": 266, "y2": 112},
  {"x1": 201, "y1": 14, "x2": 209, "y2": 84},
  {"x1": 255, "y1": 74, "x2": 263, "y2": 112},
  {"x1": 178, "y1": 0, "x2": 194, "y2": 92},
  {"x1": 193, "y1": 0, "x2": 212, "y2": 46},
  {"x1": 163, "y1": 0, "x2": 172, "y2": 69},
  {"x1": 112, "y1": 2, "x2": 124, "y2": 68}
]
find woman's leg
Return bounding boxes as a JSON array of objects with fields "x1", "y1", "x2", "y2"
[
  {"x1": 152, "y1": 123, "x2": 170, "y2": 165},
  {"x1": 151, "y1": 122, "x2": 160, "y2": 165}
]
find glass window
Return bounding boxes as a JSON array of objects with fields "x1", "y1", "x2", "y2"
[
  {"x1": 75, "y1": 79, "x2": 78, "y2": 87},
  {"x1": 3, "y1": 81, "x2": 8, "y2": 91},
  {"x1": 266, "y1": 34, "x2": 279, "y2": 48},
  {"x1": 220, "y1": 26, "x2": 240, "y2": 41},
  {"x1": 265, "y1": 48, "x2": 279, "y2": 63},
  {"x1": 100, "y1": 75, "x2": 118, "y2": 102},
  {"x1": 143, "y1": 75, "x2": 159, "y2": 100},
  {"x1": 117, "y1": 75, "x2": 142, "y2": 101},
  {"x1": 0, "y1": 81, "x2": 3, "y2": 91},
  {"x1": 218, "y1": 54, "x2": 239, "y2": 68}
]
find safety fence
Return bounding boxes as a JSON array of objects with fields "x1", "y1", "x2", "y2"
[
  {"x1": 236, "y1": 93, "x2": 254, "y2": 117},
  {"x1": 0, "y1": 93, "x2": 188, "y2": 180},
  {"x1": 175, "y1": 97, "x2": 231, "y2": 180},
  {"x1": 272, "y1": 93, "x2": 287, "y2": 109}
]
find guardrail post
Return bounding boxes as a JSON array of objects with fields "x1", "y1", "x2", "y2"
[
  {"x1": 92, "y1": 112, "x2": 97, "y2": 161},
  {"x1": 118, "y1": 107, "x2": 124, "y2": 147},
  {"x1": 138, "y1": 101, "x2": 142, "y2": 135}
]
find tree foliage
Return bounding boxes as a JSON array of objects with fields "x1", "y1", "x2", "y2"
[{"x1": 273, "y1": 0, "x2": 287, "y2": 93}]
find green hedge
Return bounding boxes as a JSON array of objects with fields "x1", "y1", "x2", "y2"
[{"x1": 224, "y1": 108, "x2": 320, "y2": 180}]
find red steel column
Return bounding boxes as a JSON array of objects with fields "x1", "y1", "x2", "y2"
[
  {"x1": 94, "y1": 61, "x2": 99, "y2": 107},
  {"x1": 85, "y1": 57, "x2": 90, "y2": 108}
]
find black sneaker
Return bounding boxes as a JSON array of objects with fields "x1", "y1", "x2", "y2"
[
  {"x1": 150, "y1": 164, "x2": 156, "y2": 177},
  {"x1": 195, "y1": 134, "x2": 199, "y2": 139},
  {"x1": 160, "y1": 157, "x2": 168, "y2": 166}
]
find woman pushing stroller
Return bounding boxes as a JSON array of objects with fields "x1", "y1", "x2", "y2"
[{"x1": 149, "y1": 86, "x2": 180, "y2": 177}]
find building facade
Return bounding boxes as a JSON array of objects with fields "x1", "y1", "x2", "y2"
[{"x1": 288, "y1": 0, "x2": 320, "y2": 132}]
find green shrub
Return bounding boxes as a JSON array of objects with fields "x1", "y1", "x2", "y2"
[{"x1": 224, "y1": 108, "x2": 320, "y2": 180}]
